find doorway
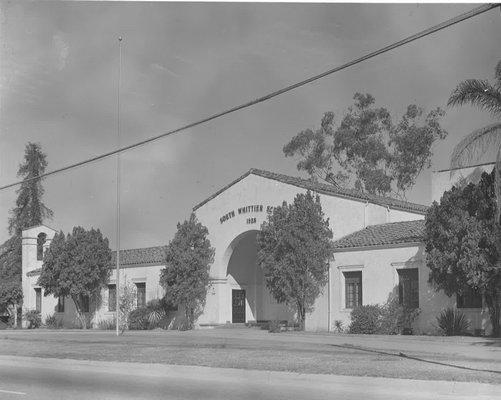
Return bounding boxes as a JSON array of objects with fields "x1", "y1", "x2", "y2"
[{"x1": 232, "y1": 289, "x2": 246, "y2": 323}]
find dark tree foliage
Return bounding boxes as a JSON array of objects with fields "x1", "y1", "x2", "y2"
[
  {"x1": 283, "y1": 93, "x2": 447, "y2": 197},
  {"x1": 257, "y1": 191, "x2": 334, "y2": 329},
  {"x1": 0, "y1": 237, "x2": 23, "y2": 320},
  {"x1": 160, "y1": 214, "x2": 215, "y2": 330},
  {"x1": 38, "y1": 227, "x2": 111, "y2": 329},
  {"x1": 0, "y1": 143, "x2": 53, "y2": 325},
  {"x1": 424, "y1": 171, "x2": 500, "y2": 336},
  {"x1": 447, "y1": 59, "x2": 501, "y2": 235},
  {"x1": 8, "y1": 143, "x2": 53, "y2": 236}
]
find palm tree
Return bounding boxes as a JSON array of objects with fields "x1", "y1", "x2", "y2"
[{"x1": 448, "y1": 60, "x2": 501, "y2": 225}]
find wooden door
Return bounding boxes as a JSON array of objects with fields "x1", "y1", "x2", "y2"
[{"x1": 232, "y1": 289, "x2": 246, "y2": 323}]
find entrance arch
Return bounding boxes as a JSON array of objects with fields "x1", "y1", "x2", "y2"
[{"x1": 224, "y1": 230, "x2": 293, "y2": 323}]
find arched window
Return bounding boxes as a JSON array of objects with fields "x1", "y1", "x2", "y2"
[{"x1": 37, "y1": 233, "x2": 47, "y2": 261}]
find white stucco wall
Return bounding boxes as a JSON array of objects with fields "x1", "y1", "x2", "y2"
[
  {"x1": 22, "y1": 225, "x2": 169, "y2": 328},
  {"x1": 194, "y1": 172, "x2": 425, "y2": 325},
  {"x1": 21, "y1": 171, "x2": 429, "y2": 330},
  {"x1": 91, "y1": 264, "x2": 166, "y2": 327},
  {"x1": 21, "y1": 225, "x2": 56, "y2": 326},
  {"x1": 305, "y1": 244, "x2": 491, "y2": 335}
]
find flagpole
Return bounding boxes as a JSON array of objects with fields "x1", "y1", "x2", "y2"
[{"x1": 116, "y1": 36, "x2": 122, "y2": 336}]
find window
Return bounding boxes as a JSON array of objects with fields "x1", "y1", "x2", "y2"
[
  {"x1": 35, "y1": 288, "x2": 42, "y2": 313},
  {"x1": 457, "y1": 286, "x2": 482, "y2": 309},
  {"x1": 56, "y1": 296, "x2": 65, "y2": 313},
  {"x1": 398, "y1": 268, "x2": 419, "y2": 309},
  {"x1": 108, "y1": 285, "x2": 116, "y2": 312},
  {"x1": 136, "y1": 283, "x2": 146, "y2": 308},
  {"x1": 344, "y1": 271, "x2": 362, "y2": 309},
  {"x1": 37, "y1": 233, "x2": 47, "y2": 261},
  {"x1": 80, "y1": 295, "x2": 90, "y2": 313}
]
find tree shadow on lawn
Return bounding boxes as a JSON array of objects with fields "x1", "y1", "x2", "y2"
[
  {"x1": 330, "y1": 343, "x2": 501, "y2": 375},
  {"x1": 469, "y1": 339, "x2": 501, "y2": 347}
]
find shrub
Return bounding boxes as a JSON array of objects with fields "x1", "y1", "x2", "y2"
[
  {"x1": 379, "y1": 296, "x2": 420, "y2": 335},
  {"x1": 128, "y1": 298, "x2": 172, "y2": 330},
  {"x1": 349, "y1": 305, "x2": 383, "y2": 334},
  {"x1": 118, "y1": 280, "x2": 137, "y2": 334},
  {"x1": 268, "y1": 319, "x2": 282, "y2": 333},
  {"x1": 333, "y1": 320, "x2": 344, "y2": 333},
  {"x1": 129, "y1": 307, "x2": 149, "y2": 330},
  {"x1": 145, "y1": 299, "x2": 167, "y2": 328},
  {"x1": 437, "y1": 308, "x2": 470, "y2": 336},
  {"x1": 97, "y1": 319, "x2": 116, "y2": 330},
  {"x1": 0, "y1": 315, "x2": 10, "y2": 329},
  {"x1": 349, "y1": 294, "x2": 421, "y2": 335},
  {"x1": 24, "y1": 310, "x2": 41, "y2": 329},
  {"x1": 44, "y1": 314, "x2": 63, "y2": 329}
]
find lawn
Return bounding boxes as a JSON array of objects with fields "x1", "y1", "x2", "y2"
[{"x1": 0, "y1": 328, "x2": 500, "y2": 384}]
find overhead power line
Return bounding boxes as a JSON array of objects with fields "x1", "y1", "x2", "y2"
[{"x1": 0, "y1": 3, "x2": 499, "y2": 192}]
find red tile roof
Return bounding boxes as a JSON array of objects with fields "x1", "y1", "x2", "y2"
[
  {"x1": 193, "y1": 168, "x2": 428, "y2": 214},
  {"x1": 110, "y1": 246, "x2": 166, "y2": 266},
  {"x1": 332, "y1": 219, "x2": 425, "y2": 251},
  {"x1": 26, "y1": 246, "x2": 166, "y2": 277}
]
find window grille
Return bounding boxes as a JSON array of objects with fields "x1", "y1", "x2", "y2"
[
  {"x1": 108, "y1": 285, "x2": 116, "y2": 312},
  {"x1": 136, "y1": 283, "x2": 146, "y2": 308},
  {"x1": 56, "y1": 296, "x2": 65, "y2": 313},
  {"x1": 344, "y1": 271, "x2": 362, "y2": 309},
  {"x1": 35, "y1": 288, "x2": 42, "y2": 313},
  {"x1": 80, "y1": 295, "x2": 90, "y2": 313},
  {"x1": 398, "y1": 268, "x2": 419, "y2": 309},
  {"x1": 457, "y1": 286, "x2": 482, "y2": 308},
  {"x1": 37, "y1": 233, "x2": 47, "y2": 261}
]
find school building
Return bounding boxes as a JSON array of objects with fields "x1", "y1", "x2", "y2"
[{"x1": 21, "y1": 165, "x2": 495, "y2": 334}]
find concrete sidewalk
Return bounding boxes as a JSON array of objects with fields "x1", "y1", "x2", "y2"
[{"x1": 0, "y1": 355, "x2": 499, "y2": 400}]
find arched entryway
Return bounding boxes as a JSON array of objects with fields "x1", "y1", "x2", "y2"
[{"x1": 225, "y1": 230, "x2": 293, "y2": 323}]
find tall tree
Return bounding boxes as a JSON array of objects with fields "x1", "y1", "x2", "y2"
[
  {"x1": 424, "y1": 171, "x2": 500, "y2": 336},
  {"x1": 0, "y1": 236, "x2": 23, "y2": 326},
  {"x1": 0, "y1": 143, "x2": 53, "y2": 326},
  {"x1": 283, "y1": 93, "x2": 447, "y2": 198},
  {"x1": 257, "y1": 191, "x2": 334, "y2": 330},
  {"x1": 38, "y1": 227, "x2": 111, "y2": 329},
  {"x1": 160, "y1": 214, "x2": 215, "y2": 330},
  {"x1": 8, "y1": 142, "x2": 53, "y2": 236},
  {"x1": 448, "y1": 59, "x2": 501, "y2": 226}
]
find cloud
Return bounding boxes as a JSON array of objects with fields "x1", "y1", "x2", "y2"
[{"x1": 53, "y1": 31, "x2": 69, "y2": 71}]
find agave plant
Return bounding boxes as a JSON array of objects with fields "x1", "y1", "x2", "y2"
[
  {"x1": 145, "y1": 299, "x2": 167, "y2": 328},
  {"x1": 436, "y1": 308, "x2": 470, "y2": 336}
]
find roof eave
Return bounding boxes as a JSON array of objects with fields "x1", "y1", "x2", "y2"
[
  {"x1": 193, "y1": 170, "x2": 253, "y2": 211},
  {"x1": 333, "y1": 241, "x2": 423, "y2": 253},
  {"x1": 193, "y1": 168, "x2": 428, "y2": 214}
]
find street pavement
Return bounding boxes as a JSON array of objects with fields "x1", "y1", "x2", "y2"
[{"x1": 0, "y1": 355, "x2": 499, "y2": 400}]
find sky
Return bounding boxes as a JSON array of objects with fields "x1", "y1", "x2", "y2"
[{"x1": 0, "y1": 2, "x2": 500, "y2": 249}]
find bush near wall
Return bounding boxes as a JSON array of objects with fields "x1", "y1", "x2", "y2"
[
  {"x1": 44, "y1": 314, "x2": 64, "y2": 329},
  {"x1": 349, "y1": 305, "x2": 383, "y2": 334},
  {"x1": 24, "y1": 310, "x2": 41, "y2": 329},
  {"x1": 129, "y1": 307, "x2": 150, "y2": 330},
  {"x1": 436, "y1": 308, "x2": 470, "y2": 336},
  {"x1": 97, "y1": 319, "x2": 116, "y2": 330},
  {"x1": 128, "y1": 299, "x2": 177, "y2": 330},
  {"x1": 379, "y1": 297, "x2": 420, "y2": 335},
  {"x1": 349, "y1": 297, "x2": 420, "y2": 335}
]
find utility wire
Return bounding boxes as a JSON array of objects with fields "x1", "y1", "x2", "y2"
[{"x1": 0, "y1": 3, "x2": 499, "y2": 192}]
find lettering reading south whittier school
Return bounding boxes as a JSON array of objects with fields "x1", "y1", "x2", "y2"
[{"x1": 220, "y1": 204, "x2": 274, "y2": 224}]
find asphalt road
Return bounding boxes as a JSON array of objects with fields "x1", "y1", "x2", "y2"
[{"x1": 0, "y1": 356, "x2": 499, "y2": 400}]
